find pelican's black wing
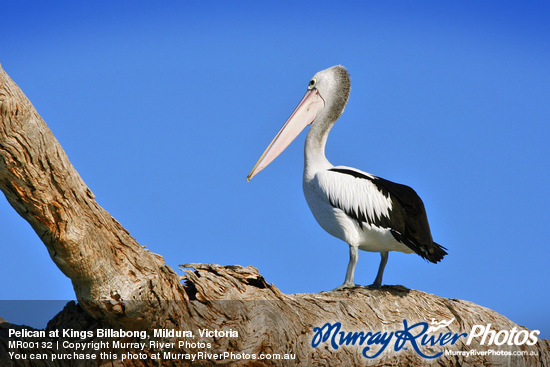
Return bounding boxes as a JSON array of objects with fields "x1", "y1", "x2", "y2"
[{"x1": 328, "y1": 167, "x2": 447, "y2": 263}]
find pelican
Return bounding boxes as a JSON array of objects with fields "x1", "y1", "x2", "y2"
[{"x1": 247, "y1": 65, "x2": 447, "y2": 290}]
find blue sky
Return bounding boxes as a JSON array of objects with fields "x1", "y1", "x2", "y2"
[{"x1": 1, "y1": 1, "x2": 548, "y2": 338}]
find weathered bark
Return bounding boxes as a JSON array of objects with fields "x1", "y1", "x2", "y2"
[{"x1": 1, "y1": 63, "x2": 548, "y2": 366}]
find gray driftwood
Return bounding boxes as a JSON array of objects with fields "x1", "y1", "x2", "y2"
[{"x1": 1, "y1": 63, "x2": 548, "y2": 366}]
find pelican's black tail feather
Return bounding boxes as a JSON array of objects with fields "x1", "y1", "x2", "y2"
[
  {"x1": 390, "y1": 230, "x2": 448, "y2": 263},
  {"x1": 425, "y1": 242, "x2": 448, "y2": 263}
]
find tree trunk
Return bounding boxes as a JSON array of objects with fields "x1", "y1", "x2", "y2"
[
  {"x1": 0, "y1": 63, "x2": 185, "y2": 327},
  {"x1": 1, "y1": 63, "x2": 548, "y2": 366}
]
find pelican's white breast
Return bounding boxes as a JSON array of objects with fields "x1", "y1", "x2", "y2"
[{"x1": 303, "y1": 166, "x2": 414, "y2": 254}]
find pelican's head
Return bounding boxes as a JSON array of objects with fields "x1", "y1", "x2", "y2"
[
  {"x1": 309, "y1": 65, "x2": 351, "y2": 121},
  {"x1": 247, "y1": 65, "x2": 351, "y2": 181}
]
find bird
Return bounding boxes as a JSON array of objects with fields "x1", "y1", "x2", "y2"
[
  {"x1": 247, "y1": 65, "x2": 447, "y2": 290},
  {"x1": 427, "y1": 318, "x2": 455, "y2": 333}
]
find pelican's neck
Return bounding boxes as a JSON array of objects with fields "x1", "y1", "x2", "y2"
[
  {"x1": 302, "y1": 66, "x2": 351, "y2": 180},
  {"x1": 303, "y1": 110, "x2": 335, "y2": 179}
]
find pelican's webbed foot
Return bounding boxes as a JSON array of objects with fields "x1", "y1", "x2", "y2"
[
  {"x1": 331, "y1": 282, "x2": 359, "y2": 291},
  {"x1": 366, "y1": 281, "x2": 382, "y2": 289}
]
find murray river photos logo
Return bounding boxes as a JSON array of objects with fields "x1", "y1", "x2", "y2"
[{"x1": 311, "y1": 318, "x2": 540, "y2": 359}]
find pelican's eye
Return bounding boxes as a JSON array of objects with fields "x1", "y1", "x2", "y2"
[{"x1": 308, "y1": 78, "x2": 317, "y2": 89}]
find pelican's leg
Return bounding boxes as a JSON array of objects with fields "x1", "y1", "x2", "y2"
[
  {"x1": 332, "y1": 245, "x2": 359, "y2": 291},
  {"x1": 368, "y1": 251, "x2": 388, "y2": 289}
]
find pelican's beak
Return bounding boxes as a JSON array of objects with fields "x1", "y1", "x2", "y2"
[{"x1": 247, "y1": 88, "x2": 325, "y2": 181}]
